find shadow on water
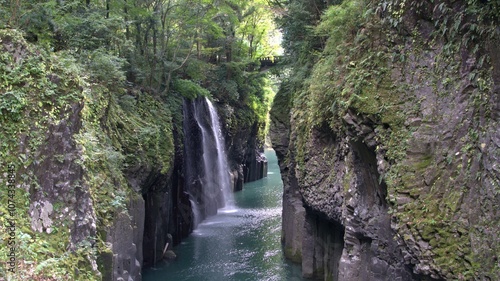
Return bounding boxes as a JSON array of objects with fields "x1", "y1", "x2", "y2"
[{"x1": 143, "y1": 149, "x2": 304, "y2": 281}]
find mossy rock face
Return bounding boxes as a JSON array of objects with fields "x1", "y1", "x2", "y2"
[
  {"x1": 97, "y1": 247, "x2": 114, "y2": 281},
  {"x1": 271, "y1": 0, "x2": 500, "y2": 280},
  {"x1": 0, "y1": 29, "x2": 100, "y2": 280},
  {"x1": 0, "y1": 28, "x2": 176, "y2": 280},
  {"x1": 414, "y1": 155, "x2": 433, "y2": 171}
]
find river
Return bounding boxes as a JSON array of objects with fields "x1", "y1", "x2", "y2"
[{"x1": 143, "y1": 149, "x2": 304, "y2": 281}]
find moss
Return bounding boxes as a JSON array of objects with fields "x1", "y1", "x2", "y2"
[
  {"x1": 173, "y1": 79, "x2": 210, "y2": 100},
  {"x1": 421, "y1": 225, "x2": 435, "y2": 241},
  {"x1": 97, "y1": 246, "x2": 113, "y2": 280},
  {"x1": 0, "y1": 28, "x2": 175, "y2": 280},
  {"x1": 414, "y1": 155, "x2": 433, "y2": 171},
  {"x1": 325, "y1": 271, "x2": 334, "y2": 281},
  {"x1": 0, "y1": 29, "x2": 98, "y2": 280}
]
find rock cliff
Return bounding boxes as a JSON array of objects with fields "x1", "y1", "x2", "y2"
[
  {"x1": 0, "y1": 29, "x2": 267, "y2": 280},
  {"x1": 139, "y1": 96, "x2": 269, "y2": 269},
  {"x1": 271, "y1": 0, "x2": 499, "y2": 280}
]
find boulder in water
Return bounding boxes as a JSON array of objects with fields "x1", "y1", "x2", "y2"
[{"x1": 163, "y1": 250, "x2": 177, "y2": 260}]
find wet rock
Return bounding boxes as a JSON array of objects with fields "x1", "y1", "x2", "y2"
[
  {"x1": 107, "y1": 195, "x2": 144, "y2": 281},
  {"x1": 163, "y1": 250, "x2": 177, "y2": 260}
]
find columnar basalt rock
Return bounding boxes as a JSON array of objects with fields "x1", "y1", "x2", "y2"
[
  {"x1": 271, "y1": 1, "x2": 500, "y2": 280},
  {"x1": 142, "y1": 97, "x2": 269, "y2": 269},
  {"x1": 220, "y1": 106, "x2": 268, "y2": 191},
  {"x1": 106, "y1": 195, "x2": 144, "y2": 281}
]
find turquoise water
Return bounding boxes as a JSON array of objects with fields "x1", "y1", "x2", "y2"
[{"x1": 143, "y1": 149, "x2": 304, "y2": 281}]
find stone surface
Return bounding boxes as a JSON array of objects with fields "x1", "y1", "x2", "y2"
[
  {"x1": 163, "y1": 250, "x2": 177, "y2": 260},
  {"x1": 107, "y1": 194, "x2": 145, "y2": 281},
  {"x1": 219, "y1": 102, "x2": 268, "y2": 188},
  {"x1": 243, "y1": 148, "x2": 268, "y2": 182},
  {"x1": 141, "y1": 97, "x2": 270, "y2": 270},
  {"x1": 27, "y1": 103, "x2": 98, "y2": 251},
  {"x1": 270, "y1": 1, "x2": 500, "y2": 280}
]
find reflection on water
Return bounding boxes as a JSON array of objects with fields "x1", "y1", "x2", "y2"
[{"x1": 143, "y1": 149, "x2": 304, "y2": 281}]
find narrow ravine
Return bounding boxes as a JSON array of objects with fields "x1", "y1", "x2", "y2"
[{"x1": 143, "y1": 149, "x2": 304, "y2": 281}]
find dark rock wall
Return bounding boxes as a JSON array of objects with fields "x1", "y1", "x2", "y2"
[
  {"x1": 106, "y1": 194, "x2": 144, "y2": 280},
  {"x1": 270, "y1": 86, "x2": 305, "y2": 265},
  {"x1": 223, "y1": 110, "x2": 268, "y2": 190},
  {"x1": 243, "y1": 147, "x2": 268, "y2": 183},
  {"x1": 337, "y1": 139, "x2": 416, "y2": 281},
  {"x1": 24, "y1": 102, "x2": 150, "y2": 281},
  {"x1": 302, "y1": 210, "x2": 344, "y2": 280},
  {"x1": 22, "y1": 93, "x2": 177, "y2": 280},
  {"x1": 212, "y1": 98, "x2": 269, "y2": 192},
  {"x1": 272, "y1": 119, "x2": 416, "y2": 280},
  {"x1": 27, "y1": 103, "x2": 97, "y2": 250},
  {"x1": 141, "y1": 169, "x2": 178, "y2": 268},
  {"x1": 271, "y1": 1, "x2": 500, "y2": 280},
  {"x1": 142, "y1": 97, "x2": 268, "y2": 269},
  {"x1": 141, "y1": 106, "x2": 191, "y2": 269}
]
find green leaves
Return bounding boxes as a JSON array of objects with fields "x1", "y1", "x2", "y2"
[
  {"x1": 86, "y1": 48, "x2": 126, "y2": 89},
  {"x1": 0, "y1": 91, "x2": 27, "y2": 120},
  {"x1": 0, "y1": 0, "x2": 281, "y2": 277},
  {"x1": 174, "y1": 79, "x2": 210, "y2": 99},
  {"x1": 316, "y1": 0, "x2": 367, "y2": 57}
]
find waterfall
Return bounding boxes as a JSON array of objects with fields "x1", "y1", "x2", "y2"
[
  {"x1": 183, "y1": 97, "x2": 235, "y2": 229},
  {"x1": 205, "y1": 98, "x2": 235, "y2": 210}
]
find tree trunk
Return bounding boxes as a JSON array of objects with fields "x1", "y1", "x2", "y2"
[
  {"x1": 249, "y1": 35, "x2": 254, "y2": 58},
  {"x1": 124, "y1": 0, "x2": 130, "y2": 40},
  {"x1": 106, "y1": 0, "x2": 110, "y2": 18}
]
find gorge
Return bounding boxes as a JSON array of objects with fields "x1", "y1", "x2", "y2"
[
  {"x1": 143, "y1": 149, "x2": 302, "y2": 281},
  {"x1": 1, "y1": 0, "x2": 499, "y2": 280}
]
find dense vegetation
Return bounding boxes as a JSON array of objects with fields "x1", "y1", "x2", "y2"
[
  {"x1": 274, "y1": 0, "x2": 499, "y2": 279},
  {"x1": 0, "y1": 0, "x2": 280, "y2": 279}
]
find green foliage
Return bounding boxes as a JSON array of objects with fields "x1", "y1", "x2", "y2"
[
  {"x1": 0, "y1": 29, "x2": 81, "y2": 161},
  {"x1": 0, "y1": 91, "x2": 27, "y2": 121},
  {"x1": 59, "y1": 8, "x2": 125, "y2": 52},
  {"x1": 288, "y1": 0, "x2": 399, "y2": 168},
  {"x1": 109, "y1": 92, "x2": 175, "y2": 174},
  {"x1": 0, "y1": 28, "x2": 99, "y2": 280},
  {"x1": 276, "y1": 0, "x2": 326, "y2": 62},
  {"x1": 315, "y1": 0, "x2": 367, "y2": 48},
  {"x1": 77, "y1": 85, "x2": 175, "y2": 227},
  {"x1": 174, "y1": 79, "x2": 211, "y2": 100},
  {"x1": 0, "y1": 28, "x2": 176, "y2": 280},
  {"x1": 85, "y1": 49, "x2": 126, "y2": 89},
  {"x1": 184, "y1": 59, "x2": 211, "y2": 81},
  {"x1": 235, "y1": 0, "x2": 282, "y2": 58}
]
